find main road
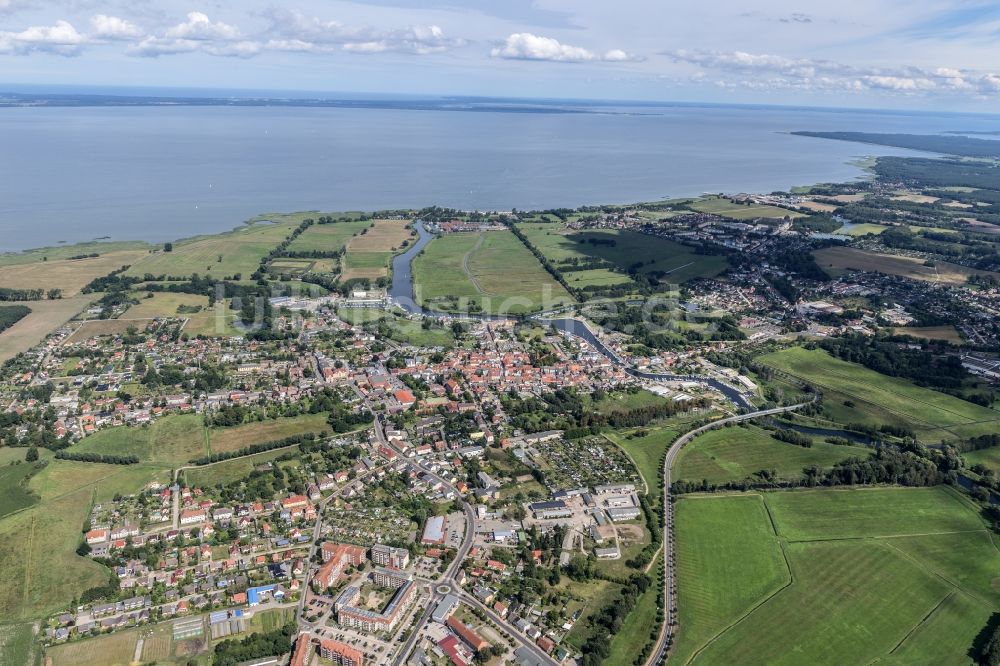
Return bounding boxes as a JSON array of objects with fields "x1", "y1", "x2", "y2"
[{"x1": 643, "y1": 398, "x2": 816, "y2": 666}]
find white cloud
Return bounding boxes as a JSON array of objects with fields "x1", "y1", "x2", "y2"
[
  {"x1": 164, "y1": 12, "x2": 240, "y2": 42},
  {"x1": 89, "y1": 15, "x2": 144, "y2": 41},
  {"x1": 665, "y1": 48, "x2": 1000, "y2": 97},
  {"x1": 0, "y1": 19, "x2": 86, "y2": 56},
  {"x1": 261, "y1": 9, "x2": 461, "y2": 55},
  {"x1": 491, "y1": 32, "x2": 638, "y2": 62}
]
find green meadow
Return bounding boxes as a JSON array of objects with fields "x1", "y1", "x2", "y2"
[{"x1": 673, "y1": 486, "x2": 998, "y2": 665}]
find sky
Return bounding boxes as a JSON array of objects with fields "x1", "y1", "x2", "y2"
[{"x1": 1, "y1": 0, "x2": 1000, "y2": 110}]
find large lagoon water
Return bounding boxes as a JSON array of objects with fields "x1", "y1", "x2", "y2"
[{"x1": 1, "y1": 99, "x2": 997, "y2": 252}]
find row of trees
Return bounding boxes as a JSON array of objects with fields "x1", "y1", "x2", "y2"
[{"x1": 54, "y1": 451, "x2": 139, "y2": 465}]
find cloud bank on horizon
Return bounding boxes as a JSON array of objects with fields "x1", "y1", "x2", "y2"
[{"x1": 0, "y1": 0, "x2": 998, "y2": 110}]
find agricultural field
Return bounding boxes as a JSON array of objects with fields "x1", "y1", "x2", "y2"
[
  {"x1": 891, "y1": 325, "x2": 964, "y2": 343},
  {"x1": 47, "y1": 627, "x2": 139, "y2": 666},
  {"x1": 673, "y1": 424, "x2": 869, "y2": 485},
  {"x1": 0, "y1": 295, "x2": 94, "y2": 363},
  {"x1": 124, "y1": 220, "x2": 300, "y2": 279},
  {"x1": 674, "y1": 486, "x2": 998, "y2": 665},
  {"x1": 688, "y1": 196, "x2": 806, "y2": 220},
  {"x1": 759, "y1": 347, "x2": 1000, "y2": 442},
  {"x1": 671, "y1": 495, "x2": 789, "y2": 666},
  {"x1": 814, "y1": 246, "x2": 1000, "y2": 285},
  {"x1": 0, "y1": 250, "x2": 149, "y2": 297},
  {"x1": 0, "y1": 241, "x2": 152, "y2": 268},
  {"x1": 284, "y1": 219, "x2": 370, "y2": 254},
  {"x1": 340, "y1": 219, "x2": 414, "y2": 281},
  {"x1": 413, "y1": 231, "x2": 574, "y2": 314},
  {"x1": 516, "y1": 223, "x2": 729, "y2": 290}
]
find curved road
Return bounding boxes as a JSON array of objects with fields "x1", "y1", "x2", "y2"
[{"x1": 644, "y1": 399, "x2": 816, "y2": 666}]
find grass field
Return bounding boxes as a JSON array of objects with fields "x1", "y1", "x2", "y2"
[
  {"x1": 124, "y1": 292, "x2": 240, "y2": 337},
  {"x1": 0, "y1": 295, "x2": 94, "y2": 363},
  {"x1": 814, "y1": 246, "x2": 1000, "y2": 285},
  {"x1": 673, "y1": 424, "x2": 869, "y2": 485},
  {"x1": 759, "y1": 347, "x2": 1000, "y2": 442},
  {"x1": 0, "y1": 461, "x2": 45, "y2": 520},
  {"x1": 688, "y1": 197, "x2": 806, "y2": 220},
  {"x1": 183, "y1": 447, "x2": 295, "y2": 487},
  {"x1": 208, "y1": 413, "x2": 329, "y2": 455},
  {"x1": 68, "y1": 412, "x2": 328, "y2": 465},
  {"x1": 48, "y1": 626, "x2": 139, "y2": 666},
  {"x1": 964, "y1": 446, "x2": 1000, "y2": 474},
  {"x1": 606, "y1": 551, "x2": 662, "y2": 666},
  {"x1": 763, "y1": 486, "x2": 983, "y2": 540},
  {"x1": 0, "y1": 250, "x2": 149, "y2": 297},
  {"x1": 64, "y1": 318, "x2": 155, "y2": 344},
  {"x1": 68, "y1": 413, "x2": 207, "y2": 465},
  {"x1": 671, "y1": 495, "x2": 789, "y2": 665},
  {"x1": 675, "y1": 486, "x2": 998, "y2": 665},
  {"x1": 517, "y1": 223, "x2": 728, "y2": 291},
  {"x1": 124, "y1": 220, "x2": 299, "y2": 279},
  {"x1": 561, "y1": 578, "x2": 623, "y2": 650},
  {"x1": 413, "y1": 231, "x2": 574, "y2": 314},
  {"x1": 835, "y1": 222, "x2": 889, "y2": 236},
  {"x1": 0, "y1": 622, "x2": 39, "y2": 666},
  {"x1": 0, "y1": 458, "x2": 171, "y2": 622}
]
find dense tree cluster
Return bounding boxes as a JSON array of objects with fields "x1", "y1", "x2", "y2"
[
  {"x1": 0, "y1": 305, "x2": 30, "y2": 333},
  {"x1": 212, "y1": 622, "x2": 296, "y2": 666}
]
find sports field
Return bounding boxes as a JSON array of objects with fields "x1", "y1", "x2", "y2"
[
  {"x1": 673, "y1": 424, "x2": 869, "y2": 485},
  {"x1": 413, "y1": 231, "x2": 574, "y2": 314},
  {"x1": 516, "y1": 223, "x2": 729, "y2": 290},
  {"x1": 674, "y1": 486, "x2": 998, "y2": 665},
  {"x1": 814, "y1": 246, "x2": 1000, "y2": 285},
  {"x1": 124, "y1": 220, "x2": 299, "y2": 279},
  {"x1": 688, "y1": 196, "x2": 806, "y2": 220},
  {"x1": 759, "y1": 347, "x2": 1000, "y2": 442}
]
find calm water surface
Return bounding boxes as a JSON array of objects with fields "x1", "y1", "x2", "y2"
[{"x1": 1, "y1": 103, "x2": 996, "y2": 251}]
